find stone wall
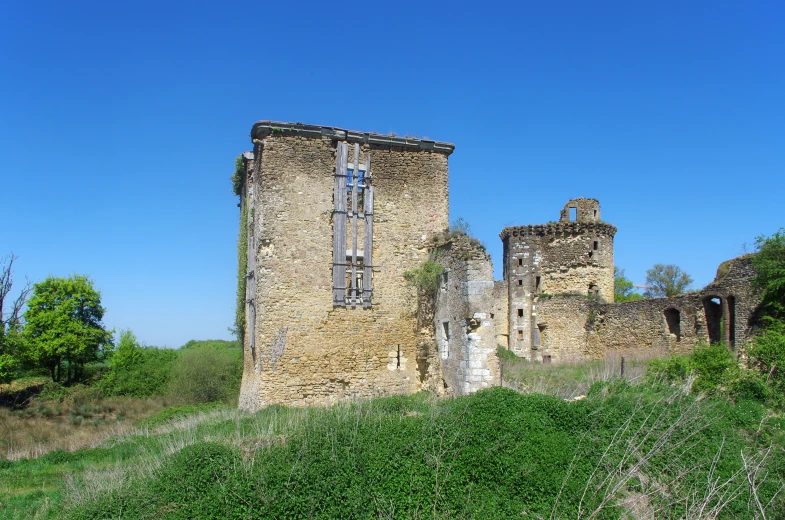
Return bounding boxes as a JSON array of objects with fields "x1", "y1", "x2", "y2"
[
  {"x1": 559, "y1": 197, "x2": 602, "y2": 223},
  {"x1": 532, "y1": 255, "x2": 762, "y2": 363},
  {"x1": 433, "y1": 236, "x2": 500, "y2": 395},
  {"x1": 238, "y1": 122, "x2": 452, "y2": 410}
]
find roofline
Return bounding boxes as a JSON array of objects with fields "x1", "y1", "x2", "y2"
[{"x1": 250, "y1": 121, "x2": 455, "y2": 156}]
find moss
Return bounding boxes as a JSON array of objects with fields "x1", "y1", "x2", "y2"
[{"x1": 234, "y1": 199, "x2": 248, "y2": 342}]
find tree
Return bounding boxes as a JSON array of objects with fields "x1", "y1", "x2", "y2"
[
  {"x1": 22, "y1": 275, "x2": 112, "y2": 383},
  {"x1": 613, "y1": 267, "x2": 642, "y2": 302},
  {"x1": 643, "y1": 264, "x2": 693, "y2": 298},
  {"x1": 752, "y1": 228, "x2": 785, "y2": 321},
  {"x1": 99, "y1": 329, "x2": 177, "y2": 397},
  {"x1": 0, "y1": 254, "x2": 31, "y2": 382}
]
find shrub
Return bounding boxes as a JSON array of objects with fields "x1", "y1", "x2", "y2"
[
  {"x1": 166, "y1": 347, "x2": 242, "y2": 404},
  {"x1": 99, "y1": 330, "x2": 177, "y2": 398},
  {"x1": 749, "y1": 320, "x2": 785, "y2": 391},
  {"x1": 690, "y1": 342, "x2": 736, "y2": 393}
]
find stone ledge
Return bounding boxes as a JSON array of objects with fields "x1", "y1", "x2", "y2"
[{"x1": 251, "y1": 121, "x2": 455, "y2": 155}]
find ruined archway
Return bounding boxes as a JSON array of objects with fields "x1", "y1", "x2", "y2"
[{"x1": 702, "y1": 296, "x2": 723, "y2": 345}]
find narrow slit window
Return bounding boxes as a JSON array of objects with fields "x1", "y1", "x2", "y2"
[
  {"x1": 593, "y1": 240, "x2": 598, "y2": 250},
  {"x1": 535, "y1": 276, "x2": 541, "y2": 293}
]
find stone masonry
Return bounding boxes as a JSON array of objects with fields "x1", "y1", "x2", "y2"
[
  {"x1": 433, "y1": 236, "x2": 499, "y2": 395},
  {"x1": 235, "y1": 123, "x2": 763, "y2": 409},
  {"x1": 500, "y1": 198, "x2": 616, "y2": 360},
  {"x1": 238, "y1": 122, "x2": 452, "y2": 410}
]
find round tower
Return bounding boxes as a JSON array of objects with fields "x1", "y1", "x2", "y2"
[{"x1": 500, "y1": 198, "x2": 616, "y2": 359}]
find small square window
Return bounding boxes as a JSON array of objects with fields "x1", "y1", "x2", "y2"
[
  {"x1": 518, "y1": 279, "x2": 523, "y2": 286},
  {"x1": 517, "y1": 330, "x2": 523, "y2": 340},
  {"x1": 517, "y1": 308, "x2": 523, "y2": 317}
]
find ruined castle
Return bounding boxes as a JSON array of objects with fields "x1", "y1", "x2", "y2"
[{"x1": 236, "y1": 122, "x2": 760, "y2": 410}]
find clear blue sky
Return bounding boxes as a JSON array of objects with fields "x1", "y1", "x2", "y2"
[{"x1": 2, "y1": 1, "x2": 783, "y2": 348}]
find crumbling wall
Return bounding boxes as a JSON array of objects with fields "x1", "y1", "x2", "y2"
[
  {"x1": 536, "y1": 295, "x2": 703, "y2": 362},
  {"x1": 433, "y1": 236, "x2": 499, "y2": 395},
  {"x1": 532, "y1": 255, "x2": 761, "y2": 363},
  {"x1": 559, "y1": 197, "x2": 602, "y2": 223},
  {"x1": 238, "y1": 122, "x2": 452, "y2": 410}
]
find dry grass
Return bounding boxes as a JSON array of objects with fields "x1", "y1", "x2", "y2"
[
  {"x1": 0, "y1": 396, "x2": 168, "y2": 460},
  {"x1": 500, "y1": 349, "x2": 654, "y2": 399}
]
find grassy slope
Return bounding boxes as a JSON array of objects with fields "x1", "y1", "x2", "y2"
[{"x1": 1, "y1": 382, "x2": 783, "y2": 520}]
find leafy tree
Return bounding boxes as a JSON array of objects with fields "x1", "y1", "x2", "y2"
[
  {"x1": 99, "y1": 329, "x2": 178, "y2": 397},
  {"x1": 643, "y1": 264, "x2": 693, "y2": 298},
  {"x1": 0, "y1": 254, "x2": 31, "y2": 383},
  {"x1": 613, "y1": 267, "x2": 642, "y2": 302},
  {"x1": 22, "y1": 275, "x2": 112, "y2": 383},
  {"x1": 752, "y1": 228, "x2": 785, "y2": 321}
]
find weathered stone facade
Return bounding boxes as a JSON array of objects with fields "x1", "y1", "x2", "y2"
[
  {"x1": 238, "y1": 122, "x2": 452, "y2": 410},
  {"x1": 235, "y1": 123, "x2": 763, "y2": 409},
  {"x1": 433, "y1": 236, "x2": 499, "y2": 395},
  {"x1": 506, "y1": 254, "x2": 761, "y2": 363},
  {"x1": 500, "y1": 198, "x2": 616, "y2": 360}
]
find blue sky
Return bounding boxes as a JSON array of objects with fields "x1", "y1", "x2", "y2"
[{"x1": 2, "y1": 1, "x2": 783, "y2": 348}]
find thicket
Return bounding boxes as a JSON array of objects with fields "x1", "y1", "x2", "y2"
[
  {"x1": 98, "y1": 330, "x2": 177, "y2": 398},
  {"x1": 56, "y1": 385, "x2": 784, "y2": 519},
  {"x1": 97, "y1": 334, "x2": 242, "y2": 404}
]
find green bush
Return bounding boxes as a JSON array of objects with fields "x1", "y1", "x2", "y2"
[
  {"x1": 166, "y1": 347, "x2": 242, "y2": 404},
  {"x1": 749, "y1": 320, "x2": 785, "y2": 391},
  {"x1": 690, "y1": 342, "x2": 736, "y2": 394},
  {"x1": 647, "y1": 354, "x2": 691, "y2": 383},
  {"x1": 99, "y1": 330, "x2": 177, "y2": 398}
]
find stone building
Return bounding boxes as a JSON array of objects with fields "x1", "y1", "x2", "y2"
[
  {"x1": 432, "y1": 235, "x2": 500, "y2": 395},
  {"x1": 234, "y1": 122, "x2": 762, "y2": 409},
  {"x1": 499, "y1": 198, "x2": 617, "y2": 361},
  {"x1": 495, "y1": 199, "x2": 761, "y2": 363},
  {"x1": 237, "y1": 122, "x2": 455, "y2": 410}
]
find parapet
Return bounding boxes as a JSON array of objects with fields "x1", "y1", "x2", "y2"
[
  {"x1": 250, "y1": 121, "x2": 455, "y2": 155},
  {"x1": 499, "y1": 221, "x2": 617, "y2": 241}
]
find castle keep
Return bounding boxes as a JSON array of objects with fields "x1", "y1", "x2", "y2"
[
  {"x1": 236, "y1": 121, "x2": 761, "y2": 409},
  {"x1": 237, "y1": 122, "x2": 453, "y2": 410}
]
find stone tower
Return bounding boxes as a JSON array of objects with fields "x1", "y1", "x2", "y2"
[
  {"x1": 499, "y1": 198, "x2": 616, "y2": 360},
  {"x1": 236, "y1": 122, "x2": 453, "y2": 410}
]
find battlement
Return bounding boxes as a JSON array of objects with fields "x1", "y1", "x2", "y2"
[{"x1": 499, "y1": 222, "x2": 617, "y2": 240}]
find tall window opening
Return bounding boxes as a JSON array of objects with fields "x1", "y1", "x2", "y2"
[
  {"x1": 703, "y1": 296, "x2": 723, "y2": 344},
  {"x1": 569, "y1": 207, "x2": 577, "y2": 221},
  {"x1": 535, "y1": 276, "x2": 541, "y2": 293},
  {"x1": 664, "y1": 308, "x2": 681, "y2": 342},
  {"x1": 333, "y1": 142, "x2": 373, "y2": 308},
  {"x1": 441, "y1": 321, "x2": 450, "y2": 359}
]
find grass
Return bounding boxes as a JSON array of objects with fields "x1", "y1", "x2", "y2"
[
  {"x1": 1, "y1": 351, "x2": 784, "y2": 519},
  {"x1": 0, "y1": 379, "x2": 782, "y2": 519},
  {"x1": 498, "y1": 348, "x2": 650, "y2": 399}
]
